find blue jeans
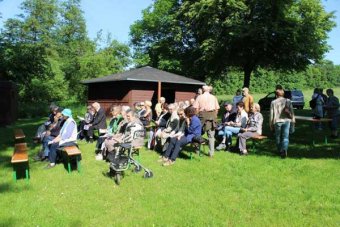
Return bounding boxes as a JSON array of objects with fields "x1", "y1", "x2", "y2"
[
  {"x1": 164, "y1": 136, "x2": 188, "y2": 161},
  {"x1": 219, "y1": 126, "x2": 241, "y2": 145},
  {"x1": 275, "y1": 121, "x2": 290, "y2": 152},
  {"x1": 42, "y1": 135, "x2": 55, "y2": 157},
  {"x1": 49, "y1": 141, "x2": 77, "y2": 164}
]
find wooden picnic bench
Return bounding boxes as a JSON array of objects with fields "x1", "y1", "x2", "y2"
[
  {"x1": 251, "y1": 135, "x2": 268, "y2": 153},
  {"x1": 295, "y1": 116, "x2": 332, "y2": 146},
  {"x1": 11, "y1": 142, "x2": 30, "y2": 182},
  {"x1": 14, "y1": 128, "x2": 25, "y2": 143},
  {"x1": 63, "y1": 146, "x2": 82, "y2": 173}
]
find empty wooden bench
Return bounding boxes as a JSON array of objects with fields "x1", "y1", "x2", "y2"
[
  {"x1": 63, "y1": 146, "x2": 82, "y2": 173},
  {"x1": 251, "y1": 135, "x2": 268, "y2": 152},
  {"x1": 11, "y1": 143, "x2": 29, "y2": 182},
  {"x1": 14, "y1": 128, "x2": 25, "y2": 143}
]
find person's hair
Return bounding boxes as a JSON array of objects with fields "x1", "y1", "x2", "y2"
[
  {"x1": 253, "y1": 103, "x2": 261, "y2": 112},
  {"x1": 236, "y1": 89, "x2": 241, "y2": 95},
  {"x1": 121, "y1": 105, "x2": 130, "y2": 113},
  {"x1": 160, "y1": 97, "x2": 165, "y2": 102},
  {"x1": 168, "y1": 103, "x2": 175, "y2": 110},
  {"x1": 92, "y1": 102, "x2": 100, "y2": 111},
  {"x1": 236, "y1": 101, "x2": 245, "y2": 108},
  {"x1": 56, "y1": 107, "x2": 63, "y2": 113},
  {"x1": 110, "y1": 105, "x2": 121, "y2": 114},
  {"x1": 177, "y1": 108, "x2": 185, "y2": 116},
  {"x1": 184, "y1": 106, "x2": 196, "y2": 118},
  {"x1": 242, "y1": 87, "x2": 249, "y2": 93},
  {"x1": 145, "y1": 100, "x2": 152, "y2": 107},
  {"x1": 275, "y1": 84, "x2": 283, "y2": 90},
  {"x1": 276, "y1": 89, "x2": 285, "y2": 97},
  {"x1": 326, "y1": 88, "x2": 334, "y2": 95},
  {"x1": 162, "y1": 103, "x2": 169, "y2": 110}
]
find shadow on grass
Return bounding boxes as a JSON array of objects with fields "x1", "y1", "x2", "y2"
[{"x1": 0, "y1": 217, "x2": 17, "y2": 227}]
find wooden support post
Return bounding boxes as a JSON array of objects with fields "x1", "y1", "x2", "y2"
[{"x1": 158, "y1": 81, "x2": 161, "y2": 102}]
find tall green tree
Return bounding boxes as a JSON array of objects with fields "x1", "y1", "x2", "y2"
[{"x1": 130, "y1": 0, "x2": 336, "y2": 87}]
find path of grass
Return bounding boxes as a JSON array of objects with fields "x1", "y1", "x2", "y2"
[{"x1": 1, "y1": 108, "x2": 339, "y2": 226}]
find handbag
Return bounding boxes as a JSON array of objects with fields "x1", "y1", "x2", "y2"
[{"x1": 284, "y1": 99, "x2": 293, "y2": 119}]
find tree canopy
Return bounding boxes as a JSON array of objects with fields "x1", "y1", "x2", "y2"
[{"x1": 130, "y1": 0, "x2": 336, "y2": 87}]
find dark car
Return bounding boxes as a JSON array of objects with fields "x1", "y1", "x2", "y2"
[{"x1": 259, "y1": 89, "x2": 305, "y2": 110}]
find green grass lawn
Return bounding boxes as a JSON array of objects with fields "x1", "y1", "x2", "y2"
[{"x1": 1, "y1": 100, "x2": 340, "y2": 226}]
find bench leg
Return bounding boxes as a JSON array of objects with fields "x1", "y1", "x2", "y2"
[
  {"x1": 13, "y1": 170, "x2": 17, "y2": 182},
  {"x1": 190, "y1": 151, "x2": 193, "y2": 160},
  {"x1": 76, "y1": 156, "x2": 81, "y2": 173},
  {"x1": 252, "y1": 140, "x2": 257, "y2": 153},
  {"x1": 325, "y1": 136, "x2": 328, "y2": 145},
  {"x1": 67, "y1": 161, "x2": 71, "y2": 173},
  {"x1": 25, "y1": 169, "x2": 29, "y2": 182}
]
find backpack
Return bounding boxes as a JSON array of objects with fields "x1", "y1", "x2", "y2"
[{"x1": 309, "y1": 95, "x2": 318, "y2": 109}]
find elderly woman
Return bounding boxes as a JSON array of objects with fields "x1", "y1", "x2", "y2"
[
  {"x1": 270, "y1": 88, "x2": 295, "y2": 158},
  {"x1": 155, "y1": 103, "x2": 179, "y2": 149},
  {"x1": 237, "y1": 103, "x2": 264, "y2": 155},
  {"x1": 217, "y1": 102, "x2": 248, "y2": 148},
  {"x1": 139, "y1": 100, "x2": 153, "y2": 149},
  {"x1": 160, "y1": 106, "x2": 201, "y2": 166}
]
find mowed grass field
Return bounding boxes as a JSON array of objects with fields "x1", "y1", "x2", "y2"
[{"x1": 0, "y1": 88, "x2": 339, "y2": 226}]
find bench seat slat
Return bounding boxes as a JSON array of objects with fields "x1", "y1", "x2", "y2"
[
  {"x1": 14, "y1": 129, "x2": 25, "y2": 140},
  {"x1": 64, "y1": 146, "x2": 81, "y2": 156},
  {"x1": 11, "y1": 150, "x2": 28, "y2": 163}
]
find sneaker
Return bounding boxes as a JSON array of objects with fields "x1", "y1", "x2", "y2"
[
  {"x1": 280, "y1": 150, "x2": 287, "y2": 159},
  {"x1": 240, "y1": 150, "x2": 248, "y2": 156},
  {"x1": 44, "y1": 163, "x2": 56, "y2": 169},
  {"x1": 163, "y1": 160, "x2": 175, "y2": 166},
  {"x1": 95, "y1": 153, "x2": 103, "y2": 161},
  {"x1": 216, "y1": 143, "x2": 226, "y2": 151}
]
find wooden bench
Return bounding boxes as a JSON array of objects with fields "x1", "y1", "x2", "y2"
[
  {"x1": 251, "y1": 135, "x2": 268, "y2": 153},
  {"x1": 189, "y1": 137, "x2": 208, "y2": 160},
  {"x1": 63, "y1": 146, "x2": 82, "y2": 173},
  {"x1": 14, "y1": 128, "x2": 25, "y2": 143},
  {"x1": 11, "y1": 143, "x2": 29, "y2": 182}
]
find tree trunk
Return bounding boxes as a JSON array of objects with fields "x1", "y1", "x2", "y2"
[{"x1": 243, "y1": 66, "x2": 253, "y2": 88}]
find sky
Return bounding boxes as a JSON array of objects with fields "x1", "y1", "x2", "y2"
[{"x1": 0, "y1": 0, "x2": 339, "y2": 64}]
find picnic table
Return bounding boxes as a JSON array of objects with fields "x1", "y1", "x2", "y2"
[{"x1": 295, "y1": 116, "x2": 332, "y2": 146}]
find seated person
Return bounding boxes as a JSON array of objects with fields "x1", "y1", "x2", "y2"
[
  {"x1": 34, "y1": 104, "x2": 60, "y2": 141},
  {"x1": 78, "y1": 105, "x2": 94, "y2": 141},
  {"x1": 95, "y1": 106, "x2": 123, "y2": 158},
  {"x1": 139, "y1": 101, "x2": 153, "y2": 149},
  {"x1": 216, "y1": 102, "x2": 236, "y2": 150},
  {"x1": 105, "y1": 110, "x2": 144, "y2": 155},
  {"x1": 98, "y1": 106, "x2": 131, "y2": 160},
  {"x1": 216, "y1": 101, "x2": 248, "y2": 149},
  {"x1": 237, "y1": 103, "x2": 263, "y2": 155},
  {"x1": 155, "y1": 104, "x2": 179, "y2": 150},
  {"x1": 85, "y1": 102, "x2": 107, "y2": 143},
  {"x1": 45, "y1": 109, "x2": 78, "y2": 169},
  {"x1": 159, "y1": 106, "x2": 201, "y2": 166}
]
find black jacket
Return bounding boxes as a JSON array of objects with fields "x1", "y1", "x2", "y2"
[{"x1": 92, "y1": 108, "x2": 107, "y2": 129}]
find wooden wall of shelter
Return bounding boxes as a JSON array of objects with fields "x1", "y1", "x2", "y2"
[
  {"x1": 0, "y1": 80, "x2": 18, "y2": 126},
  {"x1": 86, "y1": 81, "x2": 200, "y2": 115}
]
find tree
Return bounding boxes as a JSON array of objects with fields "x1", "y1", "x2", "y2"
[{"x1": 131, "y1": 0, "x2": 336, "y2": 87}]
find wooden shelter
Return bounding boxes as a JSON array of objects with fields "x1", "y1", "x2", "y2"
[{"x1": 82, "y1": 66, "x2": 205, "y2": 114}]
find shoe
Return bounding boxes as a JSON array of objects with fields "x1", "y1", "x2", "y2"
[
  {"x1": 280, "y1": 150, "x2": 287, "y2": 159},
  {"x1": 157, "y1": 157, "x2": 168, "y2": 163},
  {"x1": 216, "y1": 143, "x2": 226, "y2": 150},
  {"x1": 44, "y1": 163, "x2": 56, "y2": 169},
  {"x1": 163, "y1": 160, "x2": 175, "y2": 166},
  {"x1": 89, "y1": 138, "x2": 94, "y2": 143},
  {"x1": 240, "y1": 150, "x2": 248, "y2": 156},
  {"x1": 95, "y1": 153, "x2": 103, "y2": 161}
]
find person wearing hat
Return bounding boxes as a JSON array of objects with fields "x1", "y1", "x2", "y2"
[
  {"x1": 45, "y1": 108, "x2": 78, "y2": 169},
  {"x1": 242, "y1": 87, "x2": 254, "y2": 113},
  {"x1": 216, "y1": 102, "x2": 237, "y2": 150},
  {"x1": 193, "y1": 85, "x2": 220, "y2": 157}
]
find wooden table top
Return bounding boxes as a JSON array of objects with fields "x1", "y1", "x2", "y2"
[
  {"x1": 14, "y1": 129, "x2": 25, "y2": 140},
  {"x1": 295, "y1": 116, "x2": 332, "y2": 122}
]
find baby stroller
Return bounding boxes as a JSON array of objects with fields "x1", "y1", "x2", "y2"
[{"x1": 108, "y1": 129, "x2": 153, "y2": 185}]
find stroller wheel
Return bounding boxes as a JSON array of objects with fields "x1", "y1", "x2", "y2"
[
  {"x1": 143, "y1": 171, "x2": 153, "y2": 179},
  {"x1": 134, "y1": 165, "x2": 142, "y2": 173},
  {"x1": 114, "y1": 172, "x2": 121, "y2": 185}
]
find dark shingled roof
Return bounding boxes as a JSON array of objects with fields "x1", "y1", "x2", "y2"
[{"x1": 81, "y1": 66, "x2": 205, "y2": 85}]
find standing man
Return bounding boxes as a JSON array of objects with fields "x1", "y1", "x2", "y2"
[
  {"x1": 242, "y1": 87, "x2": 254, "y2": 113},
  {"x1": 193, "y1": 85, "x2": 220, "y2": 157},
  {"x1": 270, "y1": 89, "x2": 295, "y2": 158},
  {"x1": 324, "y1": 88, "x2": 339, "y2": 138},
  {"x1": 86, "y1": 102, "x2": 107, "y2": 143}
]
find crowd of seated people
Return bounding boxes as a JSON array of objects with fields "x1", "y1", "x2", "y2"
[{"x1": 36, "y1": 84, "x2": 305, "y2": 171}]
